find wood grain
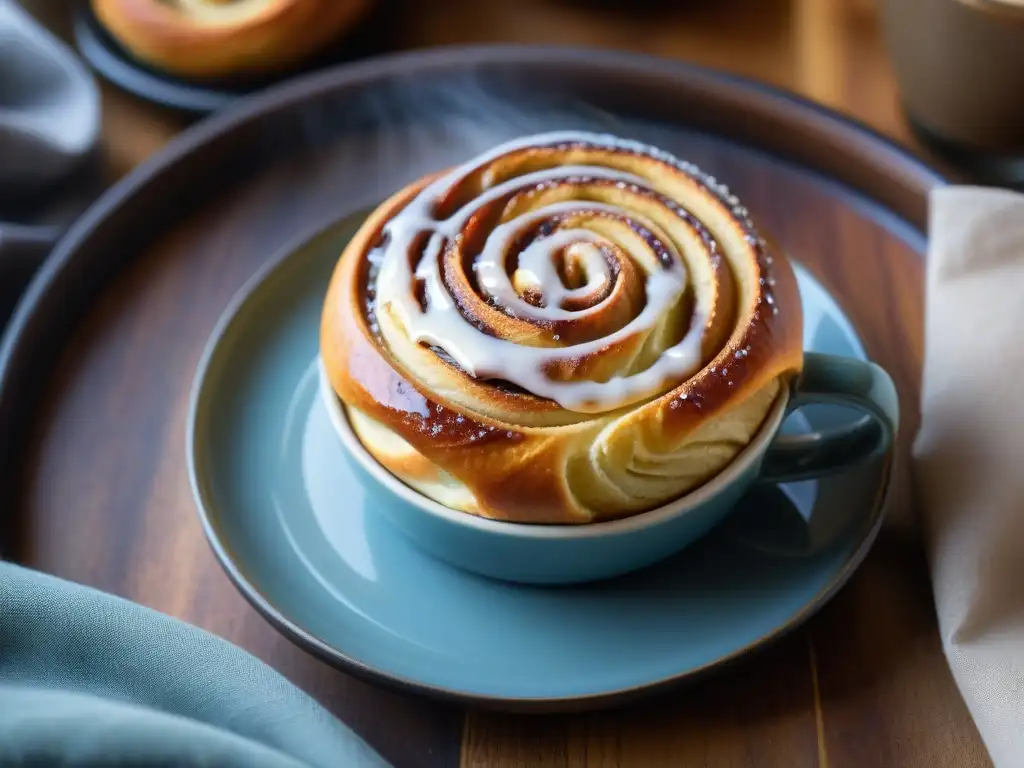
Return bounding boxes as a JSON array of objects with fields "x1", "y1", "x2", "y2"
[
  {"x1": 387, "y1": 0, "x2": 909, "y2": 144},
  {"x1": 12, "y1": 2, "x2": 990, "y2": 767}
]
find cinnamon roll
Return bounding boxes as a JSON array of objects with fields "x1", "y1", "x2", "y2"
[
  {"x1": 321, "y1": 132, "x2": 804, "y2": 524},
  {"x1": 91, "y1": 0, "x2": 371, "y2": 79}
]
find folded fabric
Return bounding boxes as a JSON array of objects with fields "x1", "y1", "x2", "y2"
[
  {"x1": 0, "y1": 1, "x2": 102, "y2": 336},
  {"x1": 0, "y1": 0, "x2": 99, "y2": 195},
  {"x1": 0, "y1": 562, "x2": 391, "y2": 767},
  {"x1": 914, "y1": 185, "x2": 1024, "y2": 768}
]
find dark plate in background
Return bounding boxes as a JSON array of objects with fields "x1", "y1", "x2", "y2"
[{"x1": 72, "y1": 1, "x2": 390, "y2": 115}]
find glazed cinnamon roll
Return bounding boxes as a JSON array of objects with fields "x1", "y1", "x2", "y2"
[
  {"x1": 321, "y1": 132, "x2": 804, "y2": 524},
  {"x1": 91, "y1": 0, "x2": 371, "y2": 79}
]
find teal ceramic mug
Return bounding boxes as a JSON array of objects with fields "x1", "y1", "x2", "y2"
[{"x1": 320, "y1": 353, "x2": 898, "y2": 584}]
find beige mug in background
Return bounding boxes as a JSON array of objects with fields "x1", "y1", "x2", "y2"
[{"x1": 881, "y1": 0, "x2": 1024, "y2": 154}]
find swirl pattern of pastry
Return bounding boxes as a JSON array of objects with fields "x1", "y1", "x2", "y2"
[
  {"x1": 321, "y1": 132, "x2": 804, "y2": 524},
  {"x1": 92, "y1": 0, "x2": 371, "y2": 79}
]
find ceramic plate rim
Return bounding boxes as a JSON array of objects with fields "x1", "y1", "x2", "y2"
[{"x1": 188, "y1": 217, "x2": 894, "y2": 711}]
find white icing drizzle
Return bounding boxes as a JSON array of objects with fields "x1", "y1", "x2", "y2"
[
  {"x1": 370, "y1": 131, "x2": 728, "y2": 413},
  {"x1": 476, "y1": 201, "x2": 671, "y2": 323}
]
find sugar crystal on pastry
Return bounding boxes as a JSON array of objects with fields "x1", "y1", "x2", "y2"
[{"x1": 321, "y1": 131, "x2": 804, "y2": 523}]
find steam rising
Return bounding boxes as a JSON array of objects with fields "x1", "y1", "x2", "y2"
[
  {"x1": 345, "y1": 73, "x2": 625, "y2": 164},
  {"x1": 277, "y1": 72, "x2": 636, "y2": 212}
]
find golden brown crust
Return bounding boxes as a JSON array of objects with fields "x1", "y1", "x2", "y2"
[
  {"x1": 320, "y1": 135, "x2": 804, "y2": 524},
  {"x1": 91, "y1": 0, "x2": 370, "y2": 79}
]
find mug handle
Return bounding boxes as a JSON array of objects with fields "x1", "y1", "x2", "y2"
[{"x1": 758, "y1": 352, "x2": 900, "y2": 484}]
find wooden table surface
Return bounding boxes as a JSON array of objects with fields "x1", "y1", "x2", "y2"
[
  {"x1": 22, "y1": 2, "x2": 989, "y2": 766},
  {"x1": 39, "y1": 0, "x2": 917, "y2": 184}
]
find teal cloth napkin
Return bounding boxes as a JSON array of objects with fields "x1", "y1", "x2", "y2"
[{"x1": 0, "y1": 562, "x2": 391, "y2": 767}]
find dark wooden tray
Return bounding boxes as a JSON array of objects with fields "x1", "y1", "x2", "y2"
[{"x1": 0, "y1": 46, "x2": 987, "y2": 767}]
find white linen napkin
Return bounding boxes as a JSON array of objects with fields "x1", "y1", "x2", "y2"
[{"x1": 914, "y1": 185, "x2": 1024, "y2": 768}]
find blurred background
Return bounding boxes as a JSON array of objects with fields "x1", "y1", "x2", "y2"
[
  {"x1": 21, "y1": 0, "x2": 901, "y2": 181},
  {"x1": 12, "y1": 0, "x2": 1024, "y2": 237}
]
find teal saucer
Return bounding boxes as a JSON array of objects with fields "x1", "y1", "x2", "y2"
[{"x1": 188, "y1": 214, "x2": 891, "y2": 709}]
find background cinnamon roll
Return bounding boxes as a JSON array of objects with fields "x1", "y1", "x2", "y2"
[
  {"x1": 321, "y1": 132, "x2": 804, "y2": 524},
  {"x1": 91, "y1": 0, "x2": 371, "y2": 79}
]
